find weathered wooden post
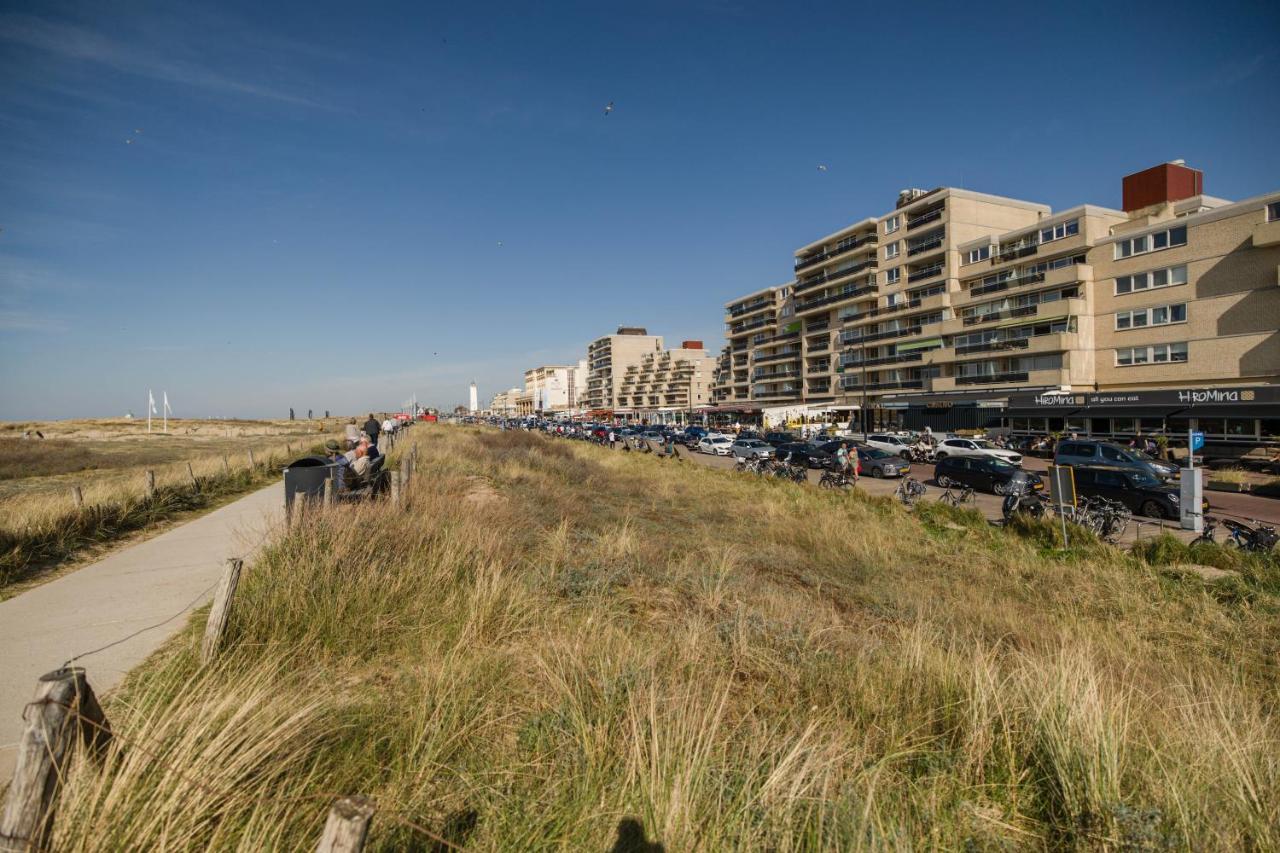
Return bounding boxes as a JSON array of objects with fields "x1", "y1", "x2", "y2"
[
  {"x1": 286, "y1": 442, "x2": 293, "y2": 457},
  {"x1": 389, "y1": 470, "x2": 401, "y2": 507},
  {"x1": 71, "y1": 485, "x2": 84, "y2": 510},
  {"x1": 200, "y1": 558, "x2": 243, "y2": 665},
  {"x1": 323, "y1": 477, "x2": 335, "y2": 506},
  {"x1": 186, "y1": 462, "x2": 198, "y2": 490},
  {"x1": 400, "y1": 456, "x2": 410, "y2": 490},
  {"x1": 0, "y1": 668, "x2": 112, "y2": 852},
  {"x1": 222, "y1": 455, "x2": 231, "y2": 475},
  {"x1": 247, "y1": 449, "x2": 257, "y2": 469},
  {"x1": 315, "y1": 796, "x2": 375, "y2": 853},
  {"x1": 144, "y1": 469, "x2": 156, "y2": 500}
]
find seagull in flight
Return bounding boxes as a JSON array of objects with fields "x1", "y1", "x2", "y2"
[
  {"x1": 604, "y1": 101, "x2": 614, "y2": 116},
  {"x1": 817, "y1": 164, "x2": 828, "y2": 172}
]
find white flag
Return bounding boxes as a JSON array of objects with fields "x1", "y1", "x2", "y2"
[
  {"x1": 163, "y1": 392, "x2": 172, "y2": 416},
  {"x1": 149, "y1": 390, "x2": 157, "y2": 415}
]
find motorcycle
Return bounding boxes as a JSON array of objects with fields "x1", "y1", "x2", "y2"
[{"x1": 1001, "y1": 484, "x2": 1047, "y2": 522}]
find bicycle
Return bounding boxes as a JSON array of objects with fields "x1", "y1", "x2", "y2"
[
  {"x1": 894, "y1": 477, "x2": 926, "y2": 507},
  {"x1": 939, "y1": 484, "x2": 974, "y2": 507},
  {"x1": 819, "y1": 469, "x2": 854, "y2": 489}
]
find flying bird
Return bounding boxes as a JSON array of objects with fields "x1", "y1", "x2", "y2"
[
  {"x1": 817, "y1": 164, "x2": 828, "y2": 172},
  {"x1": 497, "y1": 241, "x2": 503, "y2": 247},
  {"x1": 604, "y1": 101, "x2": 614, "y2": 116},
  {"x1": 125, "y1": 138, "x2": 134, "y2": 145}
]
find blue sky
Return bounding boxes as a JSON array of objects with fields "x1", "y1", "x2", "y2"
[{"x1": 1, "y1": 0, "x2": 1278, "y2": 419}]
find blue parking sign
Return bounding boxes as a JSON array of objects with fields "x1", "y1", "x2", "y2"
[{"x1": 1190, "y1": 431, "x2": 1205, "y2": 451}]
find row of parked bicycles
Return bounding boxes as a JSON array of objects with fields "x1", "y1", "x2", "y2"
[{"x1": 734, "y1": 454, "x2": 808, "y2": 483}]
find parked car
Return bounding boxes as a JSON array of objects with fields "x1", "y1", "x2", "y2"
[
  {"x1": 682, "y1": 426, "x2": 710, "y2": 444},
  {"x1": 812, "y1": 439, "x2": 857, "y2": 469},
  {"x1": 934, "y1": 455, "x2": 1042, "y2": 495},
  {"x1": 864, "y1": 433, "x2": 915, "y2": 457},
  {"x1": 730, "y1": 438, "x2": 774, "y2": 460},
  {"x1": 775, "y1": 442, "x2": 830, "y2": 469},
  {"x1": 1065, "y1": 465, "x2": 1205, "y2": 520},
  {"x1": 698, "y1": 435, "x2": 734, "y2": 456},
  {"x1": 1054, "y1": 440, "x2": 1178, "y2": 481},
  {"x1": 640, "y1": 430, "x2": 665, "y2": 442},
  {"x1": 763, "y1": 431, "x2": 801, "y2": 447},
  {"x1": 935, "y1": 437, "x2": 1023, "y2": 465},
  {"x1": 855, "y1": 446, "x2": 910, "y2": 478}
]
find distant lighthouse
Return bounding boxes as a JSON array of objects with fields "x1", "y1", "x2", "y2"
[{"x1": 469, "y1": 381, "x2": 478, "y2": 413}]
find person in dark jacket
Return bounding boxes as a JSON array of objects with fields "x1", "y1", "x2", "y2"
[{"x1": 363, "y1": 414, "x2": 381, "y2": 446}]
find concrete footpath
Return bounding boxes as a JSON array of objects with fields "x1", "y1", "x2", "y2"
[{"x1": 0, "y1": 481, "x2": 283, "y2": 778}]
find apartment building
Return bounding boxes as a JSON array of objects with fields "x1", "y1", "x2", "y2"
[
  {"x1": 713, "y1": 162, "x2": 1279, "y2": 440},
  {"x1": 718, "y1": 284, "x2": 792, "y2": 414},
  {"x1": 584, "y1": 327, "x2": 664, "y2": 412},
  {"x1": 521, "y1": 364, "x2": 576, "y2": 414},
  {"x1": 616, "y1": 341, "x2": 717, "y2": 422}
]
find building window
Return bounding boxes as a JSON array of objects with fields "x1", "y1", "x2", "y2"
[
  {"x1": 965, "y1": 246, "x2": 991, "y2": 265},
  {"x1": 884, "y1": 215, "x2": 900, "y2": 234},
  {"x1": 884, "y1": 268, "x2": 900, "y2": 284},
  {"x1": 1114, "y1": 225, "x2": 1187, "y2": 259},
  {"x1": 1040, "y1": 219, "x2": 1079, "y2": 244},
  {"x1": 1268, "y1": 201, "x2": 1280, "y2": 222},
  {"x1": 1115, "y1": 303, "x2": 1187, "y2": 330},
  {"x1": 1115, "y1": 265, "x2": 1188, "y2": 295},
  {"x1": 884, "y1": 241, "x2": 900, "y2": 259},
  {"x1": 1115, "y1": 342, "x2": 1188, "y2": 366}
]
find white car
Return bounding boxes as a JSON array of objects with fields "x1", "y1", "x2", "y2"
[
  {"x1": 864, "y1": 433, "x2": 914, "y2": 457},
  {"x1": 698, "y1": 435, "x2": 734, "y2": 456},
  {"x1": 934, "y1": 437, "x2": 1022, "y2": 465}
]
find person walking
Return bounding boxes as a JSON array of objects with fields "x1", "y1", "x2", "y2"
[
  {"x1": 609, "y1": 429, "x2": 618, "y2": 450},
  {"x1": 834, "y1": 442, "x2": 851, "y2": 483},
  {"x1": 362, "y1": 413, "x2": 381, "y2": 447}
]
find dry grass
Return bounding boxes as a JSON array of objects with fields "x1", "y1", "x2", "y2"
[
  {"x1": 41, "y1": 426, "x2": 1280, "y2": 850},
  {"x1": 0, "y1": 418, "x2": 334, "y2": 592}
]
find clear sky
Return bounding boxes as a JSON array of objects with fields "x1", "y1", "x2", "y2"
[{"x1": 2, "y1": 0, "x2": 1278, "y2": 419}]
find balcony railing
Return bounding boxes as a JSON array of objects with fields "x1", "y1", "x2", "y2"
[
  {"x1": 806, "y1": 364, "x2": 830, "y2": 374},
  {"x1": 794, "y1": 234, "x2": 878, "y2": 271},
  {"x1": 797, "y1": 285, "x2": 876, "y2": 312},
  {"x1": 994, "y1": 243, "x2": 1038, "y2": 263},
  {"x1": 728, "y1": 298, "x2": 772, "y2": 317},
  {"x1": 753, "y1": 349, "x2": 801, "y2": 363},
  {"x1": 906, "y1": 235, "x2": 944, "y2": 256},
  {"x1": 869, "y1": 379, "x2": 925, "y2": 391},
  {"x1": 795, "y1": 261, "x2": 877, "y2": 293},
  {"x1": 842, "y1": 351, "x2": 925, "y2": 369},
  {"x1": 908, "y1": 264, "x2": 944, "y2": 283},
  {"x1": 967, "y1": 270, "x2": 1045, "y2": 298},
  {"x1": 953, "y1": 337, "x2": 1031, "y2": 356},
  {"x1": 907, "y1": 207, "x2": 944, "y2": 230},
  {"x1": 753, "y1": 367, "x2": 800, "y2": 380},
  {"x1": 843, "y1": 325, "x2": 924, "y2": 345},
  {"x1": 955, "y1": 371, "x2": 1030, "y2": 386},
  {"x1": 809, "y1": 340, "x2": 829, "y2": 352},
  {"x1": 730, "y1": 316, "x2": 773, "y2": 334},
  {"x1": 961, "y1": 304, "x2": 1038, "y2": 326},
  {"x1": 805, "y1": 320, "x2": 830, "y2": 334}
]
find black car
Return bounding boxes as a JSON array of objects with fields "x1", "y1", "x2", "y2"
[
  {"x1": 764, "y1": 431, "x2": 801, "y2": 447},
  {"x1": 935, "y1": 455, "x2": 1043, "y2": 495},
  {"x1": 775, "y1": 442, "x2": 831, "y2": 469},
  {"x1": 1066, "y1": 465, "x2": 1206, "y2": 520}
]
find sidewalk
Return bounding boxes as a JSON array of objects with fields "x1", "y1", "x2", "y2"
[{"x1": 0, "y1": 481, "x2": 283, "y2": 778}]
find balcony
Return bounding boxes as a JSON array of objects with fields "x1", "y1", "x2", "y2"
[
  {"x1": 994, "y1": 242, "x2": 1038, "y2": 264},
  {"x1": 729, "y1": 316, "x2": 773, "y2": 334},
  {"x1": 796, "y1": 285, "x2": 876, "y2": 313},
  {"x1": 908, "y1": 263, "x2": 944, "y2": 283},
  {"x1": 954, "y1": 337, "x2": 1031, "y2": 357},
  {"x1": 960, "y1": 304, "x2": 1039, "y2": 327},
  {"x1": 967, "y1": 271, "x2": 1044, "y2": 299},
  {"x1": 753, "y1": 349, "x2": 801, "y2": 363},
  {"x1": 727, "y1": 298, "x2": 773, "y2": 318},
  {"x1": 807, "y1": 363, "x2": 831, "y2": 374},
  {"x1": 869, "y1": 379, "x2": 925, "y2": 391},
  {"x1": 955, "y1": 371, "x2": 1030, "y2": 386},
  {"x1": 753, "y1": 367, "x2": 800, "y2": 380},
  {"x1": 808, "y1": 340, "x2": 829, "y2": 352},
  {"x1": 906, "y1": 207, "x2": 944, "y2": 230},
  {"x1": 906, "y1": 232, "x2": 944, "y2": 257},
  {"x1": 842, "y1": 351, "x2": 925, "y2": 369},
  {"x1": 794, "y1": 234, "x2": 878, "y2": 271},
  {"x1": 795, "y1": 261, "x2": 877, "y2": 293},
  {"x1": 844, "y1": 325, "x2": 923, "y2": 345},
  {"x1": 805, "y1": 320, "x2": 830, "y2": 334}
]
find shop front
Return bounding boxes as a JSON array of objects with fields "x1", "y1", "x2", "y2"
[{"x1": 1002, "y1": 386, "x2": 1280, "y2": 457}]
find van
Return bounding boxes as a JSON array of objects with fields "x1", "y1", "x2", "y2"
[{"x1": 1054, "y1": 440, "x2": 1178, "y2": 480}]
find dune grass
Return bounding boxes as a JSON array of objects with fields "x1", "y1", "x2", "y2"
[{"x1": 40, "y1": 426, "x2": 1280, "y2": 850}]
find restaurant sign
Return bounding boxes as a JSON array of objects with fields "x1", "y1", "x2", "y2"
[{"x1": 1013, "y1": 386, "x2": 1280, "y2": 410}]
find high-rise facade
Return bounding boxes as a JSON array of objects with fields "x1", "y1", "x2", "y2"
[
  {"x1": 616, "y1": 341, "x2": 716, "y2": 422},
  {"x1": 714, "y1": 162, "x2": 1279, "y2": 435},
  {"x1": 584, "y1": 327, "x2": 664, "y2": 412}
]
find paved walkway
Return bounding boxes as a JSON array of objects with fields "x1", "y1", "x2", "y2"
[{"x1": 0, "y1": 481, "x2": 283, "y2": 778}]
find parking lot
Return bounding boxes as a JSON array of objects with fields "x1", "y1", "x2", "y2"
[{"x1": 670, "y1": 442, "x2": 1280, "y2": 548}]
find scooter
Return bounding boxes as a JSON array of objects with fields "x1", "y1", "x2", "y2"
[
  {"x1": 1194, "y1": 516, "x2": 1279, "y2": 551},
  {"x1": 1002, "y1": 484, "x2": 1047, "y2": 522}
]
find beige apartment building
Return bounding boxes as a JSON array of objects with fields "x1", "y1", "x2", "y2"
[
  {"x1": 584, "y1": 327, "x2": 664, "y2": 412},
  {"x1": 616, "y1": 341, "x2": 717, "y2": 422},
  {"x1": 713, "y1": 162, "x2": 1280, "y2": 445},
  {"x1": 715, "y1": 284, "x2": 793, "y2": 411}
]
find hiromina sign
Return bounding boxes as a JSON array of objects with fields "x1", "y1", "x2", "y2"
[{"x1": 1012, "y1": 386, "x2": 1279, "y2": 409}]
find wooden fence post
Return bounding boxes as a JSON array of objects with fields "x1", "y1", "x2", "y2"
[
  {"x1": 222, "y1": 455, "x2": 231, "y2": 475},
  {"x1": 0, "y1": 668, "x2": 112, "y2": 853},
  {"x1": 389, "y1": 471, "x2": 401, "y2": 507},
  {"x1": 400, "y1": 457, "x2": 410, "y2": 489},
  {"x1": 71, "y1": 485, "x2": 84, "y2": 510},
  {"x1": 316, "y1": 796, "x2": 375, "y2": 853},
  {"x1": 247, "y1": 449, "x2": 256, "y2": 469},
  {"x1": 186, "y1": 462, "x2": 198, "y2": 490},
  {"x1": 323, "y1": 477, "x2": 335, "y2": 506},
  {"x1": 201, "y1": 558, "x2": 243, "y2": 665},
  {"x1": 144, "y1": 470, "x2": 156, "y2": 500}
]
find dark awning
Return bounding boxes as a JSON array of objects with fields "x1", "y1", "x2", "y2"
[
  {"x1": 1080, "y1": 406, "x2": 1187, "y2": 419},
  {"x1": 1180, "y1": 403, "x2": 1280, "y2": 418},
  {"x1": 1005, "y1": 407, "x2": 1082, "y2": 418}
]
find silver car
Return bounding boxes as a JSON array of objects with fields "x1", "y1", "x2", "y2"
[{"x1": 730, "y1": 438, "x2": 774, "y2": 460}]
